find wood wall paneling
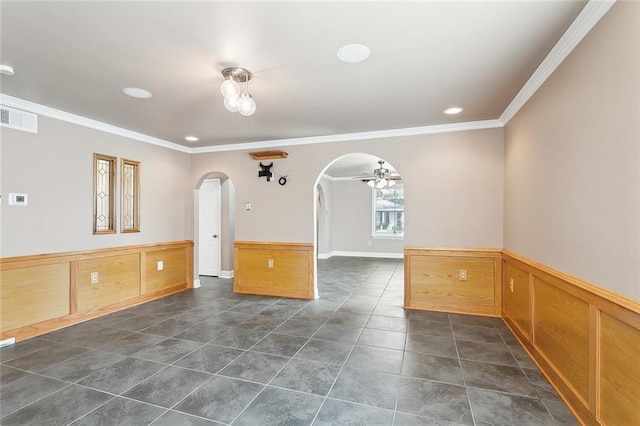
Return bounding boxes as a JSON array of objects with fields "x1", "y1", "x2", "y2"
[
  {"x1": 234, "y1": 242, "x2": 314, "y2": 299},
  {"x1": 4, "y1": 241, "x2": 639, "y2": 426},
  {"x1": 503, "y1": 261, "x2": 531, "y2": 338},
  {"x1": 533, "y1": 276, "x2": 591, "y2": 403},
  {"x1": 76, "y1": 254, "x2": 140, "y2": 312},
  {"x1": 404, "y1": 248, "x2": 501, "y2": 316},
  {"x1": 0, "y1": 241, "x2": 193, "y2": 342},
  {"x1": 143, "y1": 247, "x2": 188, "y2": 294},
  {"x1": 0, "y1": 264, "x2": 70, "y2": 333},
  {"x1": 598, "y1": 312, "x2": 640, "y2": 425},
  {"x1": 501, "y1": 251, "x2": 640, "y2": 426}
]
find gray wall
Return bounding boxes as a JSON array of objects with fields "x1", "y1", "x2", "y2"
[
  {"x1": 503, "y1": 1, "x2": 640, "y2": 300},
  {"x1": 1, "y1": 116, "x2": 193, "y2": 257},
  {"x1": 330, "y1": 179, "x2": 404, "y2": 255},
  {"x1": 191, "y1": 128, "x2": 505, "y2": 256}
]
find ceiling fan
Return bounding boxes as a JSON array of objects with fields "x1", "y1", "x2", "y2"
[{"x1": 355, "y1": 160, "x2": 401, "y2": 188}]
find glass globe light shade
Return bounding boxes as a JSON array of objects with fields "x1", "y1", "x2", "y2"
[
  {"x1": 387, "y1": 179, "x2": 396, "y2": 187},
  {"x1": 376, "y1": 178, "x2": 388, "y2": 188},
  {"x1": 224, "y1": 96, "x2": 239, "y2": 112},
  {"x1": 221, "y1": 78, "x2": 240, "y2": 99},
  {"x1": 367, "y1": 180, "x2": 375, "y2": 188},
  {"x1": 238, "y1": 93, "x2": 256, "y2": 116}
]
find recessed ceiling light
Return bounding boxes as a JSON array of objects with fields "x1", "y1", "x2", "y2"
[
  {"x1": 122, "y1": 87, "x2": 152, "y2": 99},
  {"x1": 185, "y1": 136, "x2": 199, "y2": 142},
  {"x1": 336, "y1": 44, "x2": 371, "y2": 63},
  {"x1": 0, "y1": 65, "x2": 15, "y2": 76},
  {"x1": 443, "y1": 106, "x2": 464, "y2": 115}
]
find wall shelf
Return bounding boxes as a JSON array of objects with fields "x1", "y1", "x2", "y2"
[{"x1": 248, "y1": 150, "x2": 288, "y2": 160}]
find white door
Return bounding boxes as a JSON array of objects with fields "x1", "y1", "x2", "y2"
[{"x1": 199, "y1": 179, "x2": 221, "y2": 276}]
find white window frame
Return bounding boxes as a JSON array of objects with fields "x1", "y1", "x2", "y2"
[{"x1": 371, "y1": 184, "x2": 404, "y2": 239}]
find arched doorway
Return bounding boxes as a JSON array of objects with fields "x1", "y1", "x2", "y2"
[
  {"x1": 313, "y1": 153, "x2": 404, "y2": 298},
  {"x1": 194, "y1": 172, "x2": 235, "y2": 287}
]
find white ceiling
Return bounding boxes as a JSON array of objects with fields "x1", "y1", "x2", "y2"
[{"x1": 0, "y1": 1, "x2": 589, "y2": 151}]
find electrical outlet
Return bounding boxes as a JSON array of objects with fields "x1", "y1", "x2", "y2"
[
  {"x1": 267, "y1": 259, "x2": 274, "y2": 269},
  {"x1": 509, "y1": 278, "x2": 514, "y2": 293},
  {"x1": 90, "y1": 272, "x2": 99, "y2": 284},
  {"x1": 157, "y1": 261, "x2": 164, "y2": 271},
  {"x1": 459, "y1": 269, "x2": 467, "y2": 281}
]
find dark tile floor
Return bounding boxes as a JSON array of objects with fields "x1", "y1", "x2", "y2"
[{"x1": 0, "y1": 257, "x2": 578, "y2": 425}]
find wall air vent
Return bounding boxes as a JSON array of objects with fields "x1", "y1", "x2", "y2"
[{"x1": 0, "y1": 105, "x2": 38, "y2": 133}]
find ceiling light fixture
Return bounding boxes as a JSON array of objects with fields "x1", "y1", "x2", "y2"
[
  {"x1": 443, "y1": 106, "x2": 463, "y2": 115},
  {"x1": 185, "y1": 136, "x2": 199, "y2": 142},
  {"x1": 337, "y1": 44, "x2": 371, "y2": 63},
  {"x1": 0, "y1": 65, "x2": 15, "y2": 76},
  {"x1": 221, "y1": 67, "x2": 255, "y2": 116},
  {"x1": 362, "y1": 160, "x2": 399, "y2": 188},
  {"x1": 122, "y1": 87, "x2": 152, "y2": 99}
]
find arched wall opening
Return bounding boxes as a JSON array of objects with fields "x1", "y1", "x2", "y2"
[
  {"x1": 194, "y1": 172, "x2": 236, "y2": 287},
  {"x1": 313, "y1": 152, "x2": 404, "y2": 297}
]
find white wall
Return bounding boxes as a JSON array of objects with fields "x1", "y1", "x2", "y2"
[
  {"x1": 316, "y1": 177, "x2": 333, "y2": 256},
  {"x1": 1, "y1": 116, "x2": 193, "y2": 257},
  {"x1": 191, "y1": 128, "x2": 504, "y2": 251},
  {"x1": 503, "y1": 1, "x2": 640, "y2": 300},
  {"x1": 330, "y1": 179, "x2": 404, "y2": 255}
]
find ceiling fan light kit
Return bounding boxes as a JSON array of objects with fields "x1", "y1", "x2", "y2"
[
  {"x1": 221, "y1": 67, "x2": 256, "y2": 116},
  {"x1": 362, "y1": 160, "x2": 400, "y2": 188}
]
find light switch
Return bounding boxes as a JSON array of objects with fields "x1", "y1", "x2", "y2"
[
  {"x1": 8, "y1": 193, "x2": 28, "y2": 206},
  {"x1": 157, "y1": 261, "x2": 164, "y2": 271}
]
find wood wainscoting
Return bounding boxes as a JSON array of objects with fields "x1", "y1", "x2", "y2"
[
  {"x1": 234, "y1": 241, "x2": 314, "y2": 299},
  {"x1": 404, "y1": 247, "x2": 502, "y2": 316},
  {"x1": 0, "y1": 241, "x2": 193, "y2": 342},
  {"x1": 502, "y1": 251, "x2": 640, "y2": 426}
]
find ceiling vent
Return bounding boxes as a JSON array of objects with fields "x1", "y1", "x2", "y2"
[{"x1": 0, "y1": 105, "x2": 38, "y2": 133}]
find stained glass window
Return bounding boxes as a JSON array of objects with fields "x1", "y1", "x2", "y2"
[
  {"x1": 93, "y1": 153, "x2": 116, "y2": 234},
  {"x1": 121, "y1": 159, "x2": 140, "y2": 232}
]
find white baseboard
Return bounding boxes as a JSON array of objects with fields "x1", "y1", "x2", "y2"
[
  {"x1": 0, "y1": 337, "x2": 16, "y2": 347},
  {"x1": 193, "y1": 279, "x2": 201, "y2": 288},
  {"x1": 317, "y1": 252, "x2": 334, "y2": 259},
  {"x1": 219, "y1": 270, "x2": 234, "y2": 279},
  {"x1": 323, "y1": 251, "x2": 403, "y2": 259}
]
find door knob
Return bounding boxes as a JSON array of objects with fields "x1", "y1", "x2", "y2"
[{"x1": 212, "y1": 234, "x2": 218, "y2": 238}]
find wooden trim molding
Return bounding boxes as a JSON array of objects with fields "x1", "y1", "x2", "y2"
[
  {"x1": 234, "y1": 241, "x2": 314, "y2": 299},
  {"x1": 501, "y1": 250, "x2": 640, "y2": 426},
  {"x1": 404, "y1": 247, "x2": 502, "y2": 316},
  {"x1": 0, "y1": 240, "x2": 194, "y2": 342}
]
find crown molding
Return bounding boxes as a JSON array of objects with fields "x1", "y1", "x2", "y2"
[
  {"x1": 0, "y1": 94, "x2": 191, "y2": 153},
  {"x1": 499, "y1": 0, "x2": 616, "y2": 124},
  {"x1": 331, "y1": 177, "x2": 359, "y2": 182},
  {"x1": 192, "y1": 120, "x2": 504, "y2": 154},
  {"x1": 1, "y1": 92, "x2": 503, "y2": 154},
  {"x1": 322, "y1": 175, "x2": 359, "y2": 182}
]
